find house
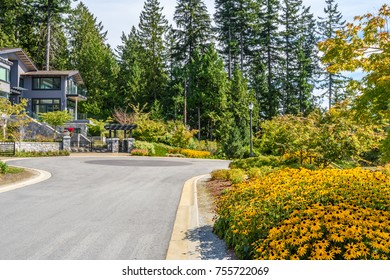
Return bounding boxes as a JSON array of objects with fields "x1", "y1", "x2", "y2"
[
  {"x1": 0, "y1": 48, "x2": 87, "y2": 121},
  {"x1": 0, "y1": 56, "x2": 12, "y2": 99}
]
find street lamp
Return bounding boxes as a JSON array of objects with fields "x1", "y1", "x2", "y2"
[{"x1": 249, "y1": 102, "x2": 254, "y2": 157}]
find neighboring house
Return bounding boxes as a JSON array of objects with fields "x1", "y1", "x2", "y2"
[
  {"x1": 0, "y1": 48, "x2": 87, "y2": 121},
  {"x1": 0, "y1": 56, "x2": 12, "y2": 99}
]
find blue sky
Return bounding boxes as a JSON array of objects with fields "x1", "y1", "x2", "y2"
[{"x1": 75, "y1": 0, "x2": 386, "y2": 49}]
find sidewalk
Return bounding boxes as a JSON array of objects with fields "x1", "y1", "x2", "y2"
[{"x1": 166, "y1": 175, "x2": 235, "y2": 260}]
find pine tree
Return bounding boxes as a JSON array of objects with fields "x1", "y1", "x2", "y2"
[
  {"x1": 116, "y1": 26, "x2": 145, "y2": 107},
  {"x1": 252, "y1": 0, "x2": 281, "y2": 119},
  {"x1": 67, "y1": 3, "x2": 119, "y2": 119},
  {"x1": 214, "y1": 0, "x2": 256, "y2": 77},
  {"x1": 173, "y1": 0, "x2": 213, "y2": 126},
  {"x1": 279, "y1": 0, "x2": 303, "y2": 115},
  {"x1": 318, "y1": 0, "x2": 348, "y2": 109},
  {"x1": 31, "y1": 0, "x2": 72, "y2": 70},
  {"x1": 173, "y1": 0, "x2": 213, "y2": 64},
  {"x1": 138, "y1": 0, "x2": 169, "y2": 105},
  {"x1": 220, "y1": 68, "x2": 255, "y2": 158},
  {"x1": 0, "y1": 0, "x2": 71, "y2": 70},
  {"x1": 187, "y1": 45, "x2": 229, "y2": 140}
]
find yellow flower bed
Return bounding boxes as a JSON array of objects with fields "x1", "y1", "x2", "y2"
[
  {"x1": 178, "y1": 149, "x2": 211, "y2": 158},
  {"x1": 214, "y1": 168, "x2": 390, "y2": 259}
]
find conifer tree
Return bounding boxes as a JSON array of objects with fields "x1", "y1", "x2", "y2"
[
  {"x1": 117, "y1": 26, "x2": 145, "y2": 107},
  {"x1": 67, "y1": 3, "x2": 119, "y2": 119},
  {"x1": 173, "y1": 0, "x2": 213, "y2": 126},
  {"x1": 252, "y1": 0, "x2": 281, "y2": 119},
  {"x1": 318, "y1": 0, "x2": 348, "y2": 109},
  {"x1": 187, "y1": 45, "x2": 229, "y2": 140},
  {"x1": 173, "y1": 0, "x2": 213, "y2": 64},
  {"x1": 214, "y1": 0, "x2": 256, "y2": 77},
  {"x1": 220, "y1": 68, "x2": 255, "y2": 158},
  {"x1": 138, "y1": 0, "x2": 169, "y2": 105}
]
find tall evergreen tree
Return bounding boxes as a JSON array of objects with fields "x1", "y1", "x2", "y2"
[
  {"x1": 173, "y1": 0, "x2": 213, "y2": 126},
  {"x1": 252, "y1": 0, "x2": 281, "y2": 119},
  {"x1": 173, "y1": 0, "x2": 213, "y2": 64},
  {"x1": 67, "y1": 3, "x2": 119, "y2": 119},
  {"x1": 214, "y1": 0, "x2": 256, "y2": 77},
  {"x1": 279, "y1": 0, "x2": 304, "y2": 115},
  {"x1": 138, "y1": 0, "x2": 169, "y2": 105},
  {"x1": 220, "y1": 68, "x2": 255, "y2": 158},
  {"x1": 318, "y1": 0, "x2": 348, "y2": 109},
  {"x1": 278, "y1": 0, "x2": 318, "y2": 115},
  {"x1": 187, "y1": 45, "x2": 229, "y2": 140},
  {"x1": 116, "y1": 26, "x2": 145, "y2": 107},
  {"x1": 0, "y1": 0, "x2": 71, "y2": 70}
]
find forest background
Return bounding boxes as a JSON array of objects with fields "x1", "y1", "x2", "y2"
[{"x1": 0, "y1": 0, "x2": 388, "y2": 162}]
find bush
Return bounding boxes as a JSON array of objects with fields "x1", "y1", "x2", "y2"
[
  {"x1": 229, "y1": 155, "x2": 284, "y2": 170},
  {"x1": 168, "y1": 148, "x2": 211, "y2": 158},
  {"x1": 152, "y1": 143, "x2": 174, "y2": 157},
  {"x1": 131, "y1": 149, "x2": 148, "y2": 156},
  {"x1": 180, "y1": 149, "x2": 211, "y2": 158},
  {"x1": 133, "y1": 141, "x2": 155, "y2": 155},
  {"x1": 227, "y1": 169, "x2": 246, "y2": 184},
  {"x1": 211, "y1": 169, "x2": 230, "y2": 180},
  {"x1": 14, "y1": 150, "x2": 70, "y2": 157},
  {"x1": 0, "y1": 161, "x2": 9, "y2": 174},
  {"x1": 214, "y1": 168, "x2": 390, "y2": 259},
  {"x1": 247, "y1": 166, "x2": 277, "y2": 179}
]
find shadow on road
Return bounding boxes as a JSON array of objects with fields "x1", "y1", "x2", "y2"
[{"x1": 185, "y1": 225, "x2": 236, "y2": 260}]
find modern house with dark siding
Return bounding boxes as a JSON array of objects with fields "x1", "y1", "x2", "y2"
[{"x1": 0, "y1": 48, "x2": 87, "y2": 121}]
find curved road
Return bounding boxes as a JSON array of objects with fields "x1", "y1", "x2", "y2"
[{"x1": 0, "y1": 156, "x2": 229, "y2": 260}]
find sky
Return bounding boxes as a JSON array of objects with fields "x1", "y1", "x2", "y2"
[{"x1": 73, "y1": 0, "x2": 386, "y2": 49}]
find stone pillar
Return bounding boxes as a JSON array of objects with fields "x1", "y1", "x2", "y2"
[
  {"x1": 123, "y1": 138, "x2": 135, "y2": 153},
  {"x1": 62, "y1": 136, "x2": 71, "y2": 151},
  {"x1": 107, "y1": 138, "x2": 119, "y2": 153}
]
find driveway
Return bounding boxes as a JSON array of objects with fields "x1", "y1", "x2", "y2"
[{"x1": 0, "y1": 156, "x2": 229, "y2": 260}]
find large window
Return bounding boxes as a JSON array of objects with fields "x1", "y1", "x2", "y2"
[
  {"x1": 0, "y1": 67, "x2": 10, "y2": 83},
  {"x1": 32, "y1": 99, "x2": 61, "y2": 115},
  {"x1": 32, "y1": 77, "x2": 61, "y2": 90}
]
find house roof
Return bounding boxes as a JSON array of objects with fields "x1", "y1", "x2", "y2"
[
  {"x1": 21, "y1": 70, "x2": 84, "y2": 85},
  {"x1": 0, "y1": 56, "x2": 13, "y2": 66},
  {"x1": 0, "y1": 48, "x2": 38, "y2": 71}
]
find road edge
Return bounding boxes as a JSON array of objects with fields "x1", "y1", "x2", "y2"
[
  {"x1": 0, "y1": 158, "x2": 52, "y2": 194},
  {"x1": 166, "y1": 174, "x2": 208, "y2": 260}
]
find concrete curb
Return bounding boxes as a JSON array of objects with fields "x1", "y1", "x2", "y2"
[
  {"x1": 0, "y1": 159, "x2": 52, "y2": 194},
  {"x1": 166, "y1": 174, "x2": 208, "y2": 260}
]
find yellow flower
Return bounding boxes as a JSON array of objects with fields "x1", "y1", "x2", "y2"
[
  {"x1": 330, "y1": 232, "x2": 345, "y2": 243},
  {"x1": 290, "y1": 254, "x2": 300, "y2": 260}
]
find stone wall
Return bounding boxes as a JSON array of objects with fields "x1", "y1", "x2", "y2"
[{"x1": 15, "y1": 141, "x2": 62, "y2": 152}]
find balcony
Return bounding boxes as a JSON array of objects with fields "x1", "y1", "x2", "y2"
[{"x1": 66, "y1": 86, "x2": 87, "y2": 101}]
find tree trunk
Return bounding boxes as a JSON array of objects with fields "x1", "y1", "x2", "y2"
[{"x1": 45, "y1": 0, "x2": 52, "y2": 71}]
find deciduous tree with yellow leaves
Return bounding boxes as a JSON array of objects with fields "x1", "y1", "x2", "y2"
[{"x1": 318, "y1": 4, "x2": 390, "y2": 162}]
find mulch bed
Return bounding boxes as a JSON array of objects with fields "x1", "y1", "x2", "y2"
[{"x1": 0, "y1": 169, "x2": 37, "y2": 187}]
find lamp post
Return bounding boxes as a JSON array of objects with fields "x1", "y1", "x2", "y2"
[{"x1": 249, "y1": 102, "x2": 254, "y2": 157}]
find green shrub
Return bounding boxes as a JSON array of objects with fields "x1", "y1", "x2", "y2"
[
  {"x1": 211, "y1": 169, "x2": 230, "y2": 180},
  {"x1": 152, "y1": 143, "x2": 174, "y2": 157},
  {"x1": 14, "y1": 150, "x2": 70, "y2": 157},
  {"x1": 131, "y1": 149, "x2": 148, "y2": 156},
  {"x1": 247, "y1": 166, "x2": 277, "y2": 179},
  {"x1": 133, "y1": 141, "x2": 155, "y2": 155},
  {"x1": 229, "y1": 155, "x2": 283, "y2": 170},
  {"x1": 0, "y1": 161, "x2": 9, "y2": 174},
  {"x1": 227, "y1": 169, "x2": 247, "y2": 184}
]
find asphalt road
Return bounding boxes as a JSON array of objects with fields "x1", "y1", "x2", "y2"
[{"x1": 0, "y1": 156, "x2": 229, "y2": 260}]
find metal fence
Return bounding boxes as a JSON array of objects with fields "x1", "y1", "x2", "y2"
[{"x1": 0, "y1": 142, "x2": 15, "y2": 156}]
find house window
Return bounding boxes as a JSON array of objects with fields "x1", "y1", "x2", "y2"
[
  {"x1": 0, "y1": 67, "x2": 10, "y2": 83},
  {"x1": 32, "y1": 99, "x2": 61, "y2": 115},
  {"x1": 19, "y1": 77, "x2": 24, "y2": 88},
  {"x1": 32, "y1": 77, "x2": 61, "y2": 90}
]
